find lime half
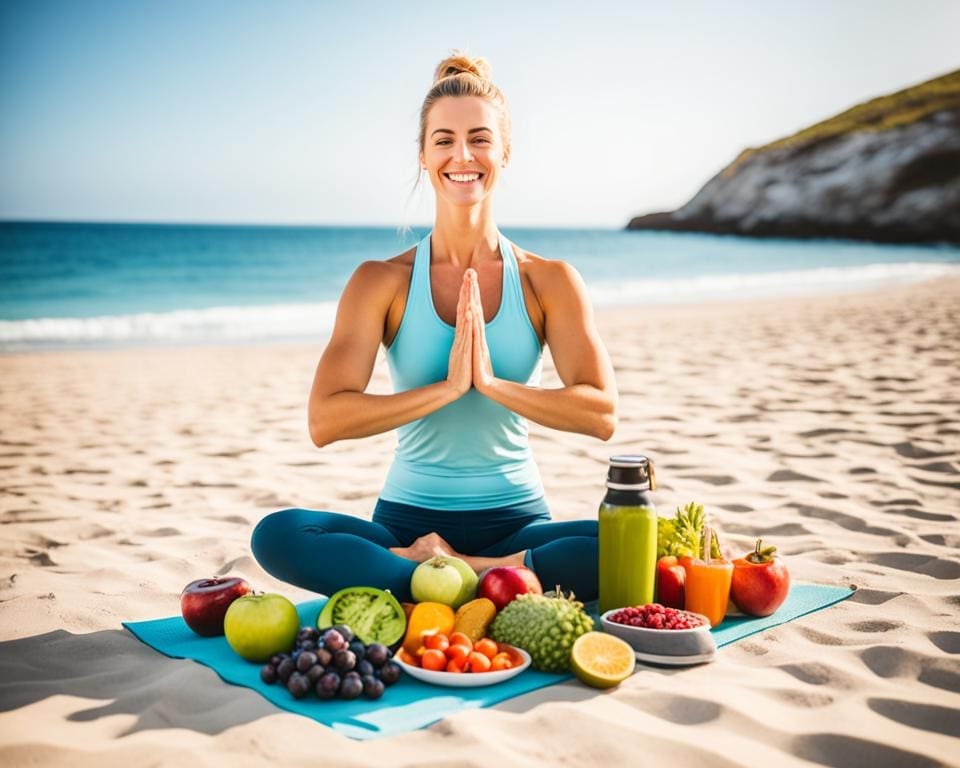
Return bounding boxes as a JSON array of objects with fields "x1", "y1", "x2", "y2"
[{"x1": 571, "y1": 631, "x2": 636, "y2": 689}]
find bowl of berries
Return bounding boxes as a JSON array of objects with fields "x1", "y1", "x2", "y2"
[{"x1": 600, "y1": 604, "x2": 716, "y2": 665}]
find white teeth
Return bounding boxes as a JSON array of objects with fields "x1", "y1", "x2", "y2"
[{"x1": 446, "y1": 173, "x2": 481, "y2": 182}]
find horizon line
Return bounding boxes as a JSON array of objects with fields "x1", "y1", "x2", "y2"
[{"x1": 0, "y1": 217, "x2": 630, "y2": 231}]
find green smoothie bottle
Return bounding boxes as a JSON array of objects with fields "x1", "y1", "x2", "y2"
[{"x1": 598, "y1": 455, "x2": 658, "y2": 614}]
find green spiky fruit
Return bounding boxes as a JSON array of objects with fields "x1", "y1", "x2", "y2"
[
  {"x1": 489, "y1": 591, "x2": 594, "y2": 673},
  {"x1": 657, "y1": 501, "x2": 722, "y2": 559}
]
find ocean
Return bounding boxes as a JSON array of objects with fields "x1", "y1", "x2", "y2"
[{"x1": 2, "y1": 221, "x2": 959, "y2": 352}]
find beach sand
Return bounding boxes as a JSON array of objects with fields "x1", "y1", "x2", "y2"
[{"x1": 1, "y1": 278, "x2": 958, "y2": 767}]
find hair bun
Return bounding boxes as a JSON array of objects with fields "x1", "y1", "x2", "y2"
[{"x1": 433, "y1": 50, "x2": 492, "y2": 85}]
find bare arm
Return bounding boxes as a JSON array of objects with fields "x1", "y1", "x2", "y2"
[
  {"x1": 308, "y1": 261, "x2": 474, "y2": 447},
  {"x1": 470, "y1": 262, "x2": 618, "y2": 440}
]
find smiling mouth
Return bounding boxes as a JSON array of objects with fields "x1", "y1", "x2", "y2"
[{"x1": 443, "y1": 173, "x2": 484, "y2": 185}]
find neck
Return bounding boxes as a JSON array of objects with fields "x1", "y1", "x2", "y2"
[{"x1": 430, "y1": 201, "x2": 500, "y2": 268}]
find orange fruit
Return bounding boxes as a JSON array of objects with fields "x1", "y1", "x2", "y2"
[
  {"x1": 421, "y1": 649, "x2": 447, "y2": 671},
  {"x1": 448, "y1": 632, "x2": 473, "y2": 650},
  {"x1": 466, "y1": 651, "x2": 492, "y2": 673},
  {"x1": 424, "y1": 633, "x2": 450, "y2": 652},
  {"x1": 474, "y1": 638, "x2": 498, "y2": 659}
]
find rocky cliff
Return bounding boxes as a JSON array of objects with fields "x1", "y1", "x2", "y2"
[{"x1": 627, "y1": 70, "x2": 960, "y2": 244}]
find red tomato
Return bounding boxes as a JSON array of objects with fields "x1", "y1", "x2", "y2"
[
  {"x1": 446, "y1": 657, "x2": 466, "y2": 673},
  {"x1": 445, "y1": 644, "x2": 470, "y2": 663},
  {"x1": 448, "y1": 632, "x2": 474, "y2": 651},
  {"x1": 424, "y1": 633, "x2": 450, "y2": 652},
  {"x1": 730, "y1": 538, "x2": 790, "y2": 617},
  {"x1": 656, "y1": 556, "x2": 686, "y2": 609},
  {"x1": 465, "y1": 651, "x2": 492, "y2": 673},
  {"x1": 490, "y1": 652, "x2": 513, "y2": 671},
  {"x1": 474, "y1": 638, "x2": 499, "y2": 659},
  {"x1": 421, "y1": 649, "x2": 447, "y2": 671}
]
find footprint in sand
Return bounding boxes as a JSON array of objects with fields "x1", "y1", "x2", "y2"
[
  {"x1": 628, "y1": 693, "x2": 722, "y2": 726},
  {"x1": 867, "y1": 698, "x2": 960, "y2": 739},
  {"x1": 767, "y1": 469, "x2": 821, "y2": 482},
  {"x1": 866, "y1": 552, "x2": 960, "y2": 580},
  {"x1": 858, "y1": 646, "x2": 960, "y2": 694},
  {"x1": 677, "y1": 473, "x2": 737, "y2": 486},
  {"x1": 787, "y1": 503, "x2": 899, "y2": 537},
  {"x1": 718, "y1": 503, "x2": 754, "y2": 513},
  {"x1": 927, "y1": 631, "x2": 960, "y2": 655},
  {"x1": 847, "y1": 619, "x2": 904, "y2": 633},
  {"x1": 138, "y1": 527, "x2": 181, "y2": 537},
  {"x1": 790, "y1": 733, "x2": 942, "y2": 768},
  {"x1": 764, "y1": 688, "x2": 833, "y2": 708},
  {"x1": 892, "y1": 441, "x2": 951, "y2": 459},
  {"x1": 777, "y1": 661, "x2": 859, "y2": 690},
  {"x1": 881, "y1": 506, "x2": 955, "y2": 522}
]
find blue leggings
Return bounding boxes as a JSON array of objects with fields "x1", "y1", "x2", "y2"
[{"x1": 251, "y1": 497, "x2": 598, "y2": 602}]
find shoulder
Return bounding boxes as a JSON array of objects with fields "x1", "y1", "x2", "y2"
[
  {"x1": 345, "y1": 247, "x2": 415, "y2": 293},
  {"x1": 510, "y1": 244, "x2": 586, "y2": 308}
]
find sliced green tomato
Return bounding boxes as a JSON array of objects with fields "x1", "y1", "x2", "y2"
[
  {"x1": 316, "y1": 586, "x2": 407, "y2": 645},
  {"x1": 570, "y1": 631, "x2": 636, "y2": 689}
]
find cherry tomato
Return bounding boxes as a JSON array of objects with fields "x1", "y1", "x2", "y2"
[
  {"x1": 490, "y1": 653, "x2": 513, "y2": 671},
  {"x1": 424, "y1": 633, "x2": 450, "y2": 652},
  {"x1": 445, "y1": 657, "x2": 466, "y2": 673},
  {"x1": 445, "y1": 644, "x2": 470, "y2": 663},
  {"x1": 465, "y1": 651, "x2": 492, "y2": 673},
  {"x1": 448, "y1": 632, "x2": 474, "y2": 651},
  {"x1": 474, "y1": 638, "x2": 498, "y2": 659},
  {"x1": 421, "y1": 649, "x2": 447, "y2": 671}
]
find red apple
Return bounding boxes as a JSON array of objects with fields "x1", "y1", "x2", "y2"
[
  {"x1": 730, "y1": 539, "x2": 790, "y2": 617},
  {"x1": 656, "y1": 556, "x2": 686, "y2": 609},
  {"x1": 478, "y1": 566, "x2": 542, "y2": 611},
  {"x1": 180, "y1": 577, "x2": 252, "y2": 636}
]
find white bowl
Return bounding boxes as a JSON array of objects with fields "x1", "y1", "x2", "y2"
[
  {"x1": 393, "y1": 646, "x2": 532, "y2": 687},
  {"x1": 600, "y1": 608, "x2": 717, "y2": 659}
]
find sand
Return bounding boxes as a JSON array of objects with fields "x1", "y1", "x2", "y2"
[{"x1": 1, "y1": 278, "x2": 958, "y2": 767}]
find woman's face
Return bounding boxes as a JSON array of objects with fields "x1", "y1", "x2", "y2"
[{"x1": 421, "y1": 96, "x2": 507, "y2": 207}]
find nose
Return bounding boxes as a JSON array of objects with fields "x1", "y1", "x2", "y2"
[{"x1": 453, "y1": 140, "x2": 474, "y2": 163}]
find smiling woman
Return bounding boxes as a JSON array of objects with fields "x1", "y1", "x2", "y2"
[{"x1": 251, "y1": 50, "x2": 618, "y2": 603}]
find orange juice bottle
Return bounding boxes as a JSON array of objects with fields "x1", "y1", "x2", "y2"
[{"x1": 682, "y1": 528, "x2": 732, "y2": 627}]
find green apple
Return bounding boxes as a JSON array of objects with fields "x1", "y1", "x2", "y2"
[
  {"x1": 439, "y1": 555, "x2": 479, "y2": 608},
  {"x1": 223, "y1": 592, "x2": 299, "y2": 662},
  {"x1": 410, "y1": 556, "x2": 463, "y2": 606}
]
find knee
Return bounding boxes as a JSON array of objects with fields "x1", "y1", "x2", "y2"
[{"x1": 251, "y1": 508, "x2": 308, "y2": 565}]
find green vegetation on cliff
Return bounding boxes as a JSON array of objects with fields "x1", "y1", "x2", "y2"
[{"x1": 726, "y1": 68, "x2": 960, "y2": 176}]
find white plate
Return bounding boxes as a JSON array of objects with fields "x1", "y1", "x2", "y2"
[
  {"x1": 394, "y1": 646, "x2": 531, "y2": 687},
  {"x1": 633, "y1": 649, "x2": 715, "y2": 666}
]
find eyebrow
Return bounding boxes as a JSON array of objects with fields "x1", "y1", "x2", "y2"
[{"x1": 430, "y1": 127, "x2": 493, "y2": 137}]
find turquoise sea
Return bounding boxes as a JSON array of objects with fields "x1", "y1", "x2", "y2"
[{"x1": 1, "y1": 222, "x2": 959, "y2": 352}]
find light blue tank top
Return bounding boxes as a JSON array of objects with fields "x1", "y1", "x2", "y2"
[{"x1": 381, "y1": 231, "x2": 545, "y2": 510}]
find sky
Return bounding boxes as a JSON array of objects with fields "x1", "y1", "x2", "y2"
[{"x1": 1, "y1": 0, "x2": 958, "y2": 228}]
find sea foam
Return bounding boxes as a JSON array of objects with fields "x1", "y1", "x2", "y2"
[{"x1": 2, "y1": 262, "x2": 957, "y2": 351}]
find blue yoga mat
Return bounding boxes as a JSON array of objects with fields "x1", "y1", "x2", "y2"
[{"x1": 123, "y1": 583, "x2": 853, "y2": 740}]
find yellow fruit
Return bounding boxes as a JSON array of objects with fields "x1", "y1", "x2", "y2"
[
  {"x1": 570, "y1": 632, "x2": 635, "y2": 689},
  {"x1": 401, "y1": 602, "x2": 455, "y2": 655},
  {"x1": 453, "y1": 597, "x2": 497, "y2": 643}
]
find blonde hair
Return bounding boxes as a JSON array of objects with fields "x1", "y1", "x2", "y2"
[{"x1": 418, "y1": 50, "x2": 512, "y2": 165}]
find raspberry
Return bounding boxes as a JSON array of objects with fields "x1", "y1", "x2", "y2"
[{"x1": 609, "y1": 604, "x2": 707, "y2": 630}]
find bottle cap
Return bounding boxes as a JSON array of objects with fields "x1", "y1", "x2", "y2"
[{"x1": 606, "y1": 454, "x2": 657, "y2": 491}]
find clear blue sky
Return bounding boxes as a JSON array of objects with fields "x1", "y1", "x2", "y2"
[{"x1": 1, "y1": 0, "x2": 957, "y2": 227}]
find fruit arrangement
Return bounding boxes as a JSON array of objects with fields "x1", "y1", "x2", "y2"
[
  {"x1": 654, "y1": 504, "x2": 792, "y2": 626},
  {"x1": 260, "y1": 624, "x2": 403, "y2": 700}
]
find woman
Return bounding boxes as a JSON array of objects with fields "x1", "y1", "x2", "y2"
[{"x1": 251, "y1": 52, "x2": 617, "y2": 602}]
